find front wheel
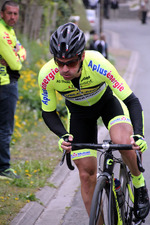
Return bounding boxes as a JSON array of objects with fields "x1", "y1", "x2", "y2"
[
  {"x1": 89, "y1": 176, "x2": 117, "y2": 225},
  {"x1": 119, "y1": 163, "x2": 134, "y2": 225}
]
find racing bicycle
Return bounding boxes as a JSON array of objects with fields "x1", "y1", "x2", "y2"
[{"x1": 60, "y1": 139, "x2": 145, "y2": 225}]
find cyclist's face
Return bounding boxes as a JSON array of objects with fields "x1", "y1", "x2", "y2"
[
  {"x1": 1, "y1": 5, "x2": 19, "y2": 27},
  {"x1": 55, "y1": 52, "x2": 85, "y2": 80}
]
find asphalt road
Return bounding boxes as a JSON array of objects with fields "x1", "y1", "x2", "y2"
[{"x1": 61, "y1": 18, "x2": 150, "y2": 225}]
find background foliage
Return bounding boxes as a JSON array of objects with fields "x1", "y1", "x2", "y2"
[{"x1": 0, "y1": 0, "x2": 91, "y2": 41}]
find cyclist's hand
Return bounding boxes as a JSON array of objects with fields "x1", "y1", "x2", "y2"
[
  {"x1": 130, "y1": 134, "x2": 147, "y2": 153},
  {"x1": 58, "y1": 134, "x2": 73, "y2": 153}
]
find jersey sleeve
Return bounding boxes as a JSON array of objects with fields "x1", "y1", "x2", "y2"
[
  {"x1": 103, "y1": 59, "x2": 132, "y2": 100},
  {"x1": 123, "y1": 93, "x2": 144, "y2": 136},
  {"x1": 0, "y1": 30, "x2": 23, "y2": 71},
  {"x1": 42, "y1": 110, "x2": 67, "y2": 137},
  {"x1": 101, "y1": 57, "x2": 144, "y2": 136},
  {"x1": 38, "y1": 61, "x2": 58, "y2": 112}
]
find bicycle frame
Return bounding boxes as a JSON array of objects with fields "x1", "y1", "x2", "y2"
[{"x1": 60, "y1": 140, "x2": 145, "y2": 225}]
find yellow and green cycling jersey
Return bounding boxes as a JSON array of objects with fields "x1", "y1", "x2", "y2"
[
  {"x1": 38, "y1": 50, "x2": 132, "y2": 112},
  {"x1": 0, "y1": 19, "x2": 26, "y2": 85},
  {"x1": 38, "y1": 50, "x2": 145, "y2": 154}
]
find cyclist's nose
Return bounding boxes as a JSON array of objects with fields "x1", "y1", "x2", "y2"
[{"x1": 62, "y1": 64, "x2": 69, "y2": 71}]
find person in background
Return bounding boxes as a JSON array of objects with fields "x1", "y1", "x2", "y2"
[
  {"x1": 89, "y1": 31, "x2": 108, "y2": 59},
  {"x1": 38, "y1": 22, "x2": 149, "y2": 221},
  {"x1": 104, "y1": 0, "x2": 110, "y2": 19},
  {"x1": 89, "y1": 31, "x2": 101, "y2": 51},
  {"x1": 140, "y1": 0, "x2": 149, "y2": 24},
  {"x1": 0, "y1": 1, "x2": 26, "y2": 180},
  {"x1": 110, "y1": 0, "x2": 119, "y2": 19},
  {"x1": 99, "y1": 32, "x2": 108, "y2": 59}
]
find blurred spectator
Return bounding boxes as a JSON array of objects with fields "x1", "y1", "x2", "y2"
[
  {"x1": 83, "y1": 0, "x2": 98, "y2": 9},
  {"x1": 104, "y1": 0, "x2": 110, "y2": 19},
  {"x1": 99, "y1": 32, "x2": 108, "y2": 59},
  {"x1": 110, "y1": 0, "x2": 119, "y2": 19},
  {"x1": 89, "y1": 30, "x2": 101, "y2": 51},
  {"x1": 88, "y1": 31, "x2": 108, "y2": 59},
  {"x1": 140, "y1": 0, "x2": 149, "y2": 24}
]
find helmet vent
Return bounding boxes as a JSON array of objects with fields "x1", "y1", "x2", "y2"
[
  {"x1": 71, "y1": 37, "x2": 78, "y2": 46},
  {"x1": 60, "y1": 42, "x2": 67, "y2": 52},
  {"x1": 62, "y1": 28, "x2": 68, "y2": 38}
]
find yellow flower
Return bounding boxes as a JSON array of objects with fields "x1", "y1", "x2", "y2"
[
  {"x1": 26, "y1": 173, "x2": 32, "y2": 178},
  {"x1": 15, "y1": 121, "x2": 22, "y2": 128},
  {"x1": 42, "y1": 136, "x2": 46, "y2": 139}
]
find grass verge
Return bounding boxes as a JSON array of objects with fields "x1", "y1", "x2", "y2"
[{"x1": 0, "y1": 121, "x2": 62, "y2": 225}]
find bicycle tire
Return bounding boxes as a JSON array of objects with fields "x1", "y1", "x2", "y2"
[
  {"x1": 89, "y1": 176, "x2": 117, "y2": 225},
  {"x1": 120, "y1": 163, "x2": 134, "y2": 225}
]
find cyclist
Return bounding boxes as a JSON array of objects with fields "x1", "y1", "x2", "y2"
[{"x1": 38, "y1": 22, "x2": 149, "y2": 220}]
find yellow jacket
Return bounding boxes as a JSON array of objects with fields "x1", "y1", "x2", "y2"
[{"x1": 0, "y1": 19, "x2": 26, "y2": 85}]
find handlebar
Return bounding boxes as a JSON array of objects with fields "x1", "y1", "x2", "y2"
[
  {"x1": 72, "y1": 142, "x2": 133, "y2": 150},
  {"x1": 60, "y1": 140, "x2": 145, "y2": 172}
]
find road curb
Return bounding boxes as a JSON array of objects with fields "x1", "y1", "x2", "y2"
[
  {"x1": 10, "y1": 162, "x2": 75, "y2": 225},
  {"x1": 124, "y1": 50, "x2": 139, "y2": 85}
]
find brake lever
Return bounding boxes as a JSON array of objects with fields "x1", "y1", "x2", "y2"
[
  {"x1": 60, "y1": 150, "x2": 66, "y2": 166},
  {"x1": 60, "y1": 137, "x2": 75, "y2": 170},
  {"x1": 136, "y1": 150, "x2": 145, "y2": 172}
]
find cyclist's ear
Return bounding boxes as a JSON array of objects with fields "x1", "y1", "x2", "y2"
[{"x1": 81, "y1": 51, "x2": 85, "y2": 61}]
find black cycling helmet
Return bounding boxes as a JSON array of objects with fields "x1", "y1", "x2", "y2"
[{"x1": 50, "y1": 22, "x2": 85, "y2": 59}]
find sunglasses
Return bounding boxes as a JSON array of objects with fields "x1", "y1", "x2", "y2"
[{"x1": 55, "y1": 58, "x2": 80, "y2": 68}]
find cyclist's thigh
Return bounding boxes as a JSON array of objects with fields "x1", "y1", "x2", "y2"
[
  {"x1": 69, "y1": 114, "x2": 98, "y2": 160},
  {"x1": 101, "y1": 92, "x2": 132, "y2": 130},
  {"x1": 69, "y1": 114, "x2": 97, "y2": 142},
  {"x1": 74, "y1": 156, "x2": 97, "y2": 175}
]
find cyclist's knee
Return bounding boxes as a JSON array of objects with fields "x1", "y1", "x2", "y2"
[
  {"x1": 80, "y1": 169, "x2": 96, "y2": 182},
  {"x1": 110, "y1": 123, "x2": 133, "y2": 144},
  {"x1": 77, "y1": 164, "x2": 96, "y2": 186},
  {"x1": 79, "y1": 171, "x2": 96, "y2": 199}
]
